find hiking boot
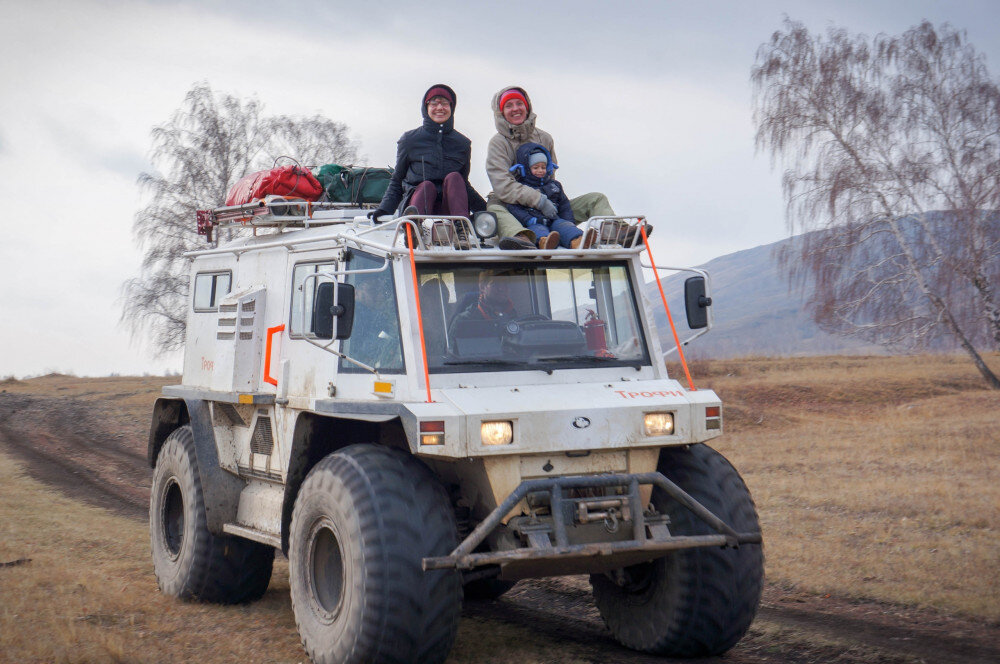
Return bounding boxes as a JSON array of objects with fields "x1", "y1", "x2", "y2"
[
  {"x1": 454, "y1": 219, "x2": 472, "y2": 250},
  {"x1": 499, "y1": 235, "x2": 536, "y2": 250},
  {"x1": 619, "y1": 223, "x2": 654, "y2": 246},
  {"x1": 403, "y1": 205, "x2": 420, "y2": 217},
  {"x1": 599, "y1": 220, "x2": 626, "y2": 243},
  {"x1": 539, "y1": 231, "x2": 561, "y2": 250},
  {"x1": 571, "y1": 228, "x2": 597, "y2": 249},
  {"x1": 429, "y1": 221, "x2": 455, "y2": 247}
]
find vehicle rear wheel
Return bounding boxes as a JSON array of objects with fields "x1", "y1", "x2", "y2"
[
  {"x1": 150, "y1": 425, "x2": 274, "y2": 603},
  {"x1": 288, "y1": 444, "x2": 462, "y2": 664},
  {"x1": 590, "y1": 443, "x2": 763, "y2": 657}
]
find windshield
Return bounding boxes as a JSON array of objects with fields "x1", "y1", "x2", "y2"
[{"x1": 416, "y1": 261, "x2": 650, "y2": 373}]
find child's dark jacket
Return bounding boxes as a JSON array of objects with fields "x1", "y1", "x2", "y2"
[{"x1": 504, "y1": 143, "x2": 574, "y2": 226}]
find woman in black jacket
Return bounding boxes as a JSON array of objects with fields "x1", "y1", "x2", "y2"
[{"x1": 371, "y1": 84, "x2": 484, "y2": 220}]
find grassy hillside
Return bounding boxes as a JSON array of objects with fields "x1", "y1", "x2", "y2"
[{"x1": 648, "y1": 238, "x2": 886, "y2": 358}]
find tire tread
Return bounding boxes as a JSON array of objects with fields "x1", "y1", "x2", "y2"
[
  {"x1": 289, "y1": 444, "x2": 461, "y2": 664},
  {"x1": 590, "y1": 443, "x2": 764, "y2": 657},
  {"x1": 150, "y1": 426, "x2": 274, "y2": 605}
]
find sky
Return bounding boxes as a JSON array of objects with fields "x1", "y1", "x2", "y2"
[{"x1": 1, "y1": 0, "x2": 998, "y2": 378}]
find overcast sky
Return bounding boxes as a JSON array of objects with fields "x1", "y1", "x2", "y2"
[{"x1": 1, "y1": 0, "x2": 998, "y2": 377}]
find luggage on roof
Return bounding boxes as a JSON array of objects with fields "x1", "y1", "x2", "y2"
[
  {"x1": 317, "y1": 164, "x2": 393, "y2": 205},
  {"x1": 225, "y1": 164, "x2": 323, "y2": 206}
]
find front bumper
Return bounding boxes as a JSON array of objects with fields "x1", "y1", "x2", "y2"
[{"x1": 423, "y1": 471, "x2": 761, "y2": 580}]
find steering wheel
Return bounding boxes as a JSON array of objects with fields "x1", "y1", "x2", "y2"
[{"x1": 501, "y1": 314, "x2": 547, "y2": 340}]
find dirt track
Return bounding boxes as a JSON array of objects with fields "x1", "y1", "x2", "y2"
[{"x1": 1, "y1": 387, "x2": 998, "y2": 664}]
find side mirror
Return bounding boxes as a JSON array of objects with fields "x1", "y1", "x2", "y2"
[
  {"x1": 313, "y1": 282, "x2": 355, "y2": 340},
  {"x1": 684, "y1": 276, "x2": 712, "y2": 330}
]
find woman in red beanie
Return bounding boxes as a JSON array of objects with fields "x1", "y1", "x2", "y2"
[{"x1": 484, "y1": 86, "x2": 650, "y2": 248}]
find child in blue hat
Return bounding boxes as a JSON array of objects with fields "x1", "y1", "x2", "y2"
[{"x1": 504, "y1": 143, "x2": 593, "y2": 249}]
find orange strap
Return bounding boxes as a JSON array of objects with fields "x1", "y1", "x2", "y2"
[
  {"x1": 641, "y1": 225, "x2": 696, "y2": 391},
  {"x1": 405, "y1": 224, "x2": 433, "y2": 403},
  {"x1": 264, "y1": 324, "x2": 285, "y2": 387}
]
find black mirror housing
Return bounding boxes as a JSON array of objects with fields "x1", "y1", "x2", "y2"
[
  {"x1": 684, "y1": 276, "x2": 711, "y2": 330},
  {"x1": 313, "y1": 282, "x2": 356, "y2": 340}
]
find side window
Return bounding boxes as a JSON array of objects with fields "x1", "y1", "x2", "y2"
[
  {"x1": 193, "y1": 272, "x2": 232, "y2": 311},
  {"x1": 290, "y1": 262, "x2": 337, "y2": 335},
  {"x1": 340, "y1": 252, "x2": 404, "y2": 374}
]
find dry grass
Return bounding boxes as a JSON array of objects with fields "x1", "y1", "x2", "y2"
[
  {"x1": 0, "y1": 451, "x2": 586, "y2": 663},
  {"x1": 0, "y1": 375, "x2": 176, "y2": 456},
  {"x1": 1, "y1": 356, "x2": 998, "y2": 663},
  {"x1": 0, "y1": 452, "x2": 306, "y2": 664},
  {"x1": 686, "y1": 353, "x2": 1000, "y2": 620}
]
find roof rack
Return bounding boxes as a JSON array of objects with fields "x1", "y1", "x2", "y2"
[
  {"x1": 194, "y1": 197, "x2": 652, "y2": 255},
  {"x1": 196, "y1": 196, "x2": 368, "y2": 241}
]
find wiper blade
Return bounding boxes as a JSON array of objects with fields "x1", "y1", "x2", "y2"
[
  {"x1": 535, "y1": 354, "x2": 617, "y2": 362},
  {"x1": 444, "y1": 358, "x2": 525, "y2": 367},
  {"x1": 533, "y1": 355, "x2": 644, "y2": 369}
]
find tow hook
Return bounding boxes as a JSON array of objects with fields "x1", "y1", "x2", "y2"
[{"x1": 604, "y1": 508, "x2": 620, "y2": 533}]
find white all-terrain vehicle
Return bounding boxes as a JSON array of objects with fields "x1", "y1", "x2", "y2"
[{"x1": 148, "y1": 198, "x2": 763, "y2": 664}]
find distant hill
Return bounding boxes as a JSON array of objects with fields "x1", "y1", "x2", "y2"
[{"x1": 645, "y1": 236, "x2": 884, "y2": 358}]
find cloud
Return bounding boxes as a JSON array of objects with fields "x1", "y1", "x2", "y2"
[
  {"x1": 1, "y1": 0, "x2": 999, "y2": 377},
  {"x1": 40, "y1": 114, "x2": 150, "y2": 180}
]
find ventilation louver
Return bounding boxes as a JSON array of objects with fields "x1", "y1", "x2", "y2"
[{"x1": 251, "y1": 416, "x2": 274, "y2": 456}]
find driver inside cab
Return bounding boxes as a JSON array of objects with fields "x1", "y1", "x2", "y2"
[{"x1": 449, "y1": 269, "x2": 518, "y2": 334}]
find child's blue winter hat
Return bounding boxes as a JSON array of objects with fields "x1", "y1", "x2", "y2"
[
  {"x1": 510, "y1": 142, "x2": 557, "y2": 178},
  {"x1": 528, "y1": 151, "x2": 548, "y2": 167}
]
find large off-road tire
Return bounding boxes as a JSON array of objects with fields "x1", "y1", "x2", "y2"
[
  {"x1": 150, "y1": 425, "x2": 274, "y2": 603},
  {"x1": 590, "y1": 443, "x2": 764, "y2": 657},
  {"x1": 288, "y1": 444, "x2": 462, "y2": 664}
]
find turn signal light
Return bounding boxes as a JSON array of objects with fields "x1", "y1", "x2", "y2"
[
  {"x1": 420, "y1": 420, "x2": 445, "y2": 446},
  {"x1": 706, "y1": 406, "x2": 722, "y2": 431},
  {"x1": 481, "y1": 421, "x2": 513, "y2": 445}
]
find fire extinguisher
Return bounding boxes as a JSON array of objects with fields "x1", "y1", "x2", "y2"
[{"x1": 583, "y1": 309, "x2": 608, "y2": 353}]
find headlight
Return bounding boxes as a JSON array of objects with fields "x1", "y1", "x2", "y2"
[
  {"x1": 644, "y1": 412, "x2": 674, "y2": 436},
  {"x1": 472, "y1": 211, "x2": 498, "y2": 239},
  {"x1": 481, "y1": 420, "x2": 513, "y2": 445}
]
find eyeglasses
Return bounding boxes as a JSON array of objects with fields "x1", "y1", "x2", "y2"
[{"x1": 427, "y1": 99, "x2": 451, "y2": 108}]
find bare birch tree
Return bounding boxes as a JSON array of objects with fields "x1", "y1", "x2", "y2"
[
  {"x1": 122, "y1": 83, "x2": 358, "y2": 353},
  {"x1": 753, "y1": 20, "x2": 1000, "y2": 388}
]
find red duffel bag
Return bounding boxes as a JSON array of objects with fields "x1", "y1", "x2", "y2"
[{"x1": 225, "y1": 164, "x2": 324, "y2": 206}]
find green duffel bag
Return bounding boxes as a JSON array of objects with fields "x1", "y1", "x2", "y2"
[{"x1": 316, "y1": 164, "x2": 394, "y2": 204}]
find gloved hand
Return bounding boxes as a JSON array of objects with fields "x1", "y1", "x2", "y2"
[
  {"x1": 368, "y1": 208, "x2": 391, "y2": 222},
  {"x1": 536, "y1": 194, "x2": 559, "y2": 219}
]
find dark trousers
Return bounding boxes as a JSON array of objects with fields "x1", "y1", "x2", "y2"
[{"x1": 409, "y1": 172, "x2": 469, "y2": 216}]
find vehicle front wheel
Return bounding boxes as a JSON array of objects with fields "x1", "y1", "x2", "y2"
[
  {"x1": 590, "y1": 443, "x2": 764, "y2": 657},
  {"x1": 150, "y1": 425, "x2": 274, "y2": 603},
  {"x1": 288, "y1": 444, "x2": 462, "y2": 664}
]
